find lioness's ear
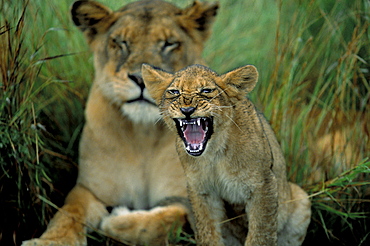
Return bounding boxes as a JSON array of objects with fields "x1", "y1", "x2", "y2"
[
  {"x1": 222, "y1": 65, "x2": 258, "y2": 97},
  {"x1": 179, "y1": 1, "x2": 219, "y2": 42},
  {"x1": 71, "y1": 1, "x2": 117, "y2": 43},
  {"x1": 142, "y1": 64, "x2": 173, "y2": 104}
]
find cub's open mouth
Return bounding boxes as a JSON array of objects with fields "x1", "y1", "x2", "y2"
[{"x1": 174, "y1": 117, "x2": 213, "y2": 156}]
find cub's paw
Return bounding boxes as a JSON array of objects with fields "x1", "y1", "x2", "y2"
[{"x1": 101, "y1": 206, "x2": 187, "y2": 246}]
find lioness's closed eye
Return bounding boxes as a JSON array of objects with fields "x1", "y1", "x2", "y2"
[
  {"x1": 22, "y1": 1, "x2": 219, "y2": 246},
  {"x1": 142, "y1": 64, "x2": 311, "y2": 246}
]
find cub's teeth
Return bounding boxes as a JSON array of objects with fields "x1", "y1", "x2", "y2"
[
  {"x1": 197, "y1": 118, "x2": 201, "y2": 126},
  {"x1": 179, "y1": 120, "x2": 183, "y2": 127}
]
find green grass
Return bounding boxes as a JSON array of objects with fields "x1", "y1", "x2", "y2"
[{"x1": 1, "y1": 0, "x2": 369, "y2": 245}]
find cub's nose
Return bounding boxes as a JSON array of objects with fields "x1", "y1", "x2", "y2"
[{"x1": 180, "y1": 107, "x2": 196, "y2": 117}]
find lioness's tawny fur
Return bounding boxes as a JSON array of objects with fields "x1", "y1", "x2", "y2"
[
  {"x1": 22, "y1": 1, "x2": 218, "y2": 245},
  {"x1": 142, "y1": 64, "x2": 311, "y2": 246}
]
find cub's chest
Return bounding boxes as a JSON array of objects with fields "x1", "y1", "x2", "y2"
[{"x1": 188, "y1": 158, "x2": 255, "y2": 205}]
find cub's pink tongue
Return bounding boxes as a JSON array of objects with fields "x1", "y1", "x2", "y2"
[{"x1": 183, "y1": 124, "x2": 205, "y2": 145}]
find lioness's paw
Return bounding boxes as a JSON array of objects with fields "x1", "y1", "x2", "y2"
[
  {"x1": 21, "y1": 237, "x2": 86, "y2": 246},
  {"x1": 101, "y1": 206, "x2": 186, "y2": 246}
]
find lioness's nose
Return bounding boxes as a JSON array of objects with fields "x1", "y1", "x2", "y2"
[
  {"x1": 180, "y1": 107, "x2": 195, "y2": 117},
  {"x1": 128, "y1": 73, "x2": 145, "y2": 90}
]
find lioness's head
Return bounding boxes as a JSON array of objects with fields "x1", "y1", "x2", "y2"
[
  {"x1": 71, "y1": 0, "x2": 218, "y2": 123},
  {"x1": 142, "y1": 64, "x2": 258, "y2": 156}
]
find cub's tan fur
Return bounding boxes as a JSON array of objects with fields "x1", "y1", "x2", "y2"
[
  {"x1": 22, "y1": 1, "x2": 218, "y2": 245},
  {"x1": 142, "y1": 64, "x2": 311, "y2": 246}
]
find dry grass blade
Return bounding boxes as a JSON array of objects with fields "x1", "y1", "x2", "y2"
[{"x1": 0, "y1": 0, "x2": 369, "y2": 245}]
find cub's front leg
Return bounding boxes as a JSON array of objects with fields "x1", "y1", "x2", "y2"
[
  {"x1": 187, "y1": 184, "x2": 225, "y2": 246},
  {"x1": 245, "y1": 170, "x2": 278, "y2": 246}
]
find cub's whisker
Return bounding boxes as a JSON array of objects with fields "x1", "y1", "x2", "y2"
[
  {"x1": 226, "y1": 114, "x2": 242, "y2": 132},
  {"x1": 209, "y1": 89, "x2": 225, "y2": 102}
]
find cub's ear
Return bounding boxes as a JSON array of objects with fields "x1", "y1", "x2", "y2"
[
  {"x1": 179, "y1": 1, "x2": 219, "y2": 42},
  {"x1": 71, "y1": 0, "x2": 117, "y2": 43},
  {"x1": 221, "y1": 65, "x2": 258, "y2": 97},
  {"x1": 142, "y1": 64, "x2": 173, "y2": 104}
]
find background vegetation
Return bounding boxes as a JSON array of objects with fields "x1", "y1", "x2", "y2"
[{"x1": 1, "y1": 0, "x2": 369, "y2": 245}]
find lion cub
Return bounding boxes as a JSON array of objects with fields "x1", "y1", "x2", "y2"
[{"x1": 142, "y1": 64, "x2": 311, "y2": 246}]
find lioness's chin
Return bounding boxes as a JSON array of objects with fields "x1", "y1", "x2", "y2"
[
  {"x1": 121, "y1": 102, "x2": 161, "y2": 124},
  {"x1": 174, "y1": 117, "x2": 213, "y2": 157}
]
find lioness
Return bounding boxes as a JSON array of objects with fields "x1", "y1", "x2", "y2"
[
  {"x1": 22, "y1": 1, "x2": 218, "y2": 245},
  {"x1": 142, "y1": 64, "x2": 311, "y2": 246}
]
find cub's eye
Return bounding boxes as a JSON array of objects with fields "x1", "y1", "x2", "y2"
[
  {"x1": 201, "y1": 88, "x2": 215, "y2": 94},
  {"x1": 167, "y1": 89, "x2": 180, "y2": 95}
]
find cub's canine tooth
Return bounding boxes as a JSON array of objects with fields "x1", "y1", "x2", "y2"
[{"x1": 142, "y1": 64, "x2": 311, "y2": 246}]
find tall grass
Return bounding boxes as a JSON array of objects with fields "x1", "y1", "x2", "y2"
[
  {"x1": 0, "y1": 0, "x2": 369, "y2": 245},
  {"x1": 0, "y1": 1, "x2": 84, "y2": 244},
  {"x1": 0, "y1": 2, "x2": 52, "y2": 244}
]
